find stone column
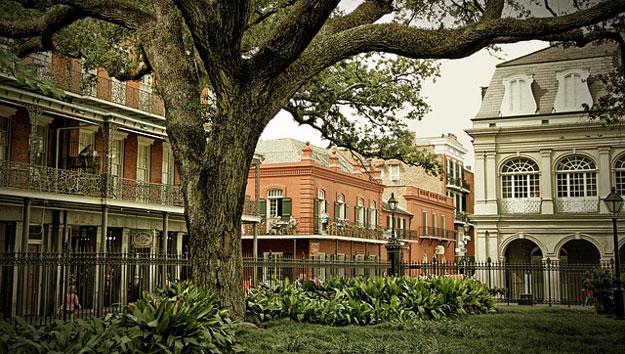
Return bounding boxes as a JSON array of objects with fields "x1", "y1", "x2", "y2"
[
  {"x1": 540, "y1": 149, "x2": 554, "y2": 214},
  {"x1": 21, "y1": 198, "x2": 31, "y2": 252},
  {"x1": 162, "y1": 212, "x2": 169, "y2": 283},
  {"x1": 175, "y1": 232, "x2": 184, "y2": 280},
  {"x1": 120, "y1": 228, "x2": 130, "y2": 305},
  {"x1": 485, "y1": 152, "x2": 498, "y2": 215},
  {"x1": 598, "y1": 147, "x2": 611, "y2": 214}
]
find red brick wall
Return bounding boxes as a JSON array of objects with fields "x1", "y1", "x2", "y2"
[
  {"x1": 10, "y1": 108, "x2": 29, "y2": 163},
  {"x1": 151, "y1": 140, "x2": 162, "y2": 184},
  {"x1": 124, "y1": 133, "x2": 137, "y2": 180}
]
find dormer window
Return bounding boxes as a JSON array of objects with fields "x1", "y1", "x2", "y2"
[
  {"x1": 554, "y1": 69, "x2": 592, "y2": 112},
  {"x1": 501, "y1": 74, "x2": 536, "y2": 116}
]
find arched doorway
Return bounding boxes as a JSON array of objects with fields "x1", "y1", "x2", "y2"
[
  {"x1": 504, "y1": 239, "x2": 544, "y2": 303},
  {"x1": 559, "y1": 239, "x2": 600, "y2": 305}
]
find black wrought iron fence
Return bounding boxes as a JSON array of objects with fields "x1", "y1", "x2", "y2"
[{"x1": 1, "y1": 252, "x2": 620, "y2": 325}]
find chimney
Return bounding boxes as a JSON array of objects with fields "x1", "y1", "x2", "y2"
[
  {"x1": 302, "y1": 141, "x2": 313, "y2": 161},
  {"x1": 329, "y1": 147, "x2": 340, "y2": 170}
]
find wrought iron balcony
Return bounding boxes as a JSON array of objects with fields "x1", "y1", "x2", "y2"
[
  {"x1": 20, "y1": 60, "x2": 165, "y2": 116},
  {"x1": 0, "y1": 160, "x2": 256, "y2": 214},
  {"x1": 555, "y1": 197, "x2": 599, "y2": 213},
  {"x1": 241, "y1": 217, "x2": 385, "y2": 240},
  {"x1": 446, "y1": 177, "x2": 470, "y2": 192},
  {"x1": 454, "y1": 212, "x2": 471, "y2": 224},
  {"x1": 499, "y1": 198, "x2": 541, "y2": 214}
]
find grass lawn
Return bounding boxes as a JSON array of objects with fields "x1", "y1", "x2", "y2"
[{"x1": 237, "y1": 306, "x2": 625, "y2": 354}]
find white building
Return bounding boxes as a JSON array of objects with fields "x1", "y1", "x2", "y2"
[{"x1": 467, "y1": 43, "x2": 625, "y2": 265}]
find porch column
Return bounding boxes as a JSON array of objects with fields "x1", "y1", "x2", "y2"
[
  {"x1": 26, "y1": 105, "x2": 42, "y2": 166},
  {"x1": 97, "y1": 206, "x2": 108, "y2": 315},
  {"x1": 176, "y1": 232, "x2": 184, "y2": 280},
  {"x1": 120, "y1": 228, "x2": 130, "y2": 306},
  {"x1": 94, "y1": 226, "x2": 103, "y2": 315},
  {"x1": 21, "y1": 198, "x2": 31, "y2": 252},
  {"x1": 162, "y1": 212, "x2": 169, "y2": 283}
]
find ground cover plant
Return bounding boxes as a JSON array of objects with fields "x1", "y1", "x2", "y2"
[
  {"x1": 246, "y1": 276, "x2": 494, "y2": 325},
  {"x1": 238, "y1": 306, "x2": 625, "y2": 354},
  {"x1": 0, "y1": 282, "x2": 240, "y2": 354}
]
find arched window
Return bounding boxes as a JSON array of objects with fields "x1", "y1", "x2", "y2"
[
  {"x1": 368, "y1": 200, "x2": 377, "y2": 228},
  {"x1": 615, "y1": 156, "x2": 625, "y2": 195},
  {"x1": 318, "y1": 189, "x2": 326, "y2": 214},
  {"x1": 356, "y1": 198, "x2": 365, "y2": 226},
  {"x1": 556, "y1": 156, "x2": 597, "y2": 198},
  {"x1": 336, "y1": 193, "x2": 346, "y2": 220},
  {"x1": 501, "y1": 158, "x2": 540, "y2": 199},
  {"x1": 563, "y1": 73, "x2": 581, "y2": 108},
  {"x1": 510, "y1": 79, "x2": 525, "y2": 112}
]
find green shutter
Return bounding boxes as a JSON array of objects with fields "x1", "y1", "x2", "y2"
[
  {"x1": 314, "y1": 199, "x2": 320, "y2": 234},
  {"x1": 325, "y1": 200, "x2": 330, "y2": 218},
  {"x1": 355, "y1": 207, "x2": 360, "y2": 225},
  {"x1": 376, "y1": 210, "x2": 379, "y2": 227},
  {"x1": 334, "y1": 202, "x2": 340, "y2": 220},
  {"x1": 282, "y1": 198, "x2": 291, "y2": 221},
  {"x1": 258, "y1": 199, "x2": 266, "y2": 222},
  {"x1": 345, "y1": 204, "x2": 349, "y2": 222}
]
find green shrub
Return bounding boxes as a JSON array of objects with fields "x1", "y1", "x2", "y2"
[
  {"x1": 585, "y1": 267, "x2": 625, "y2": 315},
  {"x1": 0, "y1": 281, "x2": 241, "y2": 354},
  {"x1": 246, "y1": 276, "x2": 494, "y2": 326},
  {"x1": 122, "y1": 281, "x2": 241, "y2": 354}
]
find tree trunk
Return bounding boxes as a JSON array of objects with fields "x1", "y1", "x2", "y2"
[{"x1": 174, "y1": 95, "x2": 268, "y2": 318}]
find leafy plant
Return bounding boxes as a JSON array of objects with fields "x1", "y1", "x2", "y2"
[
  {"x1": 585, "y1": 267, "x2": 625, "y2": 315},
  {"x1": 246, "y1": 276, "x2": 494, "y2": 326},
  {"x1": 121, "y1": 281, "x2": 241, "y2": 354}
]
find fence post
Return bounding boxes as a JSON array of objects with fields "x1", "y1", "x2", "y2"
[
  {"x1": 487, "y1": 257, "x2": 492, "y2": 289},
  {"x1": 547, "y1": 257, "x2": 552, "y2": 307}
]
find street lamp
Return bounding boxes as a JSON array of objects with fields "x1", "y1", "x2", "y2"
[
  {"x1": 604, "y1": 187, "x2": 624, "y2": 320},
  {"x1": 388, "y1": 193, "x2": 398, "y2": 237},
  {"x1": 386, "y1": 193, "x2": 401, "y2": 276}
]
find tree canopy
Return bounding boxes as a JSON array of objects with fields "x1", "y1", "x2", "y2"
[{"x1": 2, "y1": 0, "x2": 625, "y2": 316}]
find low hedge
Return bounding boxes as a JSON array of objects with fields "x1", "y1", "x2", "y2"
[{"x1": 246, "y1": 276, "x2": 494, "y2": 326}]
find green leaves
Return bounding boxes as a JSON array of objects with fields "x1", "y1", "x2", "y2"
[
  {"x1": 246, "y1": 276, "x2": 494, "y2": 326},
  {"x1": 0, "y1": 49, "x2": 65, "y2": 99}
]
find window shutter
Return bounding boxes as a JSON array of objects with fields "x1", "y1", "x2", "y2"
[
  {"x1": 354, "y1": 207, "x2": 359, "y2": 224},
  {"x1": 376, "y1": 210, "x2": 379, "y2": 227},
  {"x1": 282, "y1": 198, "x2": 291, "y2": 221},
  {"x1": 314, "y1": 199, "x2": 320, "y2": 234},
  {"x1": 386, "y1": 215, "x2": 391, "y2": 228},
  {"x1": 334, "y1": 202, "x2": 340, "y2": 220},
  {"x1": 345, "y1": 204, "x2": 349, "y2": 222},
  {"x1": 258, "y1": 199, "x2": 266, "y2": 223},
  {"x1": 325, "y1": 200, "x2": 330, "y2": 217}
]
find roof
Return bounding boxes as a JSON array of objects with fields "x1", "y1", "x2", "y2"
[
  {"x1": 255, "y1": 138, "x2": 354, "y2": 172},
  {"x1": 475, "y1": 42, "x2": 617, "y2": 119}
]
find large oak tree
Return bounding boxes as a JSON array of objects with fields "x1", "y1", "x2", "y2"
[{"x1": 1, "y1": 0, "x2": 624, "y2": 316}]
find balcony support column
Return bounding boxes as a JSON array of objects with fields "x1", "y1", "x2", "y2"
[
  {"x1": 21, "y1": 198, "x2": 31, "y2": 252},
  {"x1": 162, "y1": 212, "x2": 169, "y2": 284},
  {"x1": 540, "y1": 149, "x2": 554, "y2": 214},
  {"x1": 26, "y1": 105, "x2": 42, "y2": 166}
]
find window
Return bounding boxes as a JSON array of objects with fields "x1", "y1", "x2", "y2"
[
  {"x1": 137, "y1": 144, "x2": 151, "y2": 183},
  {"x1": 554, "y1": 69, "x2": 592, "y2": 112},
  {"x1": 268, "y1": 189, "x2": 284, "y2": 217},
  {"x1": 369, "y1": 200, "x2": 377, "y2": 228},
  {"x1": 556, "y1": 156, "x2": 597, "y2": 198},
  {"x1": 0, "y1": 116, "x2": 9, "y2": 160},
  {"x1": 33, "y1": 125, "x2": 47, "y2": 166},
  {"x1": 162, "y1": 143, "x2": 175, "y2": 184},
  {"x1": 422, "y1": 211, "x2": 427, "y2": 231},
  {"x1": 501, "y1": 74, "x2": 536, "y2": 116},
  {"x1": 78, "y1": 130, "x2": 95, "y2": 154},
  {"x1": 111, "y1": 139, "x2": 124, "y2": 177},
  {"x1": 389, "y1": 164, "x2": 400, "y2": 181},
  {"x1": 379, "y1": 167, "x2": 384, "y2": 178},
  {"x1": 356, "y1": 198, "x2": 365, "y2": 225},
  {"x1": 336, "y1": 193, "x2": 346, "y2": 220},
  {"x1": 501, "y1": 158, "x2": 540, "y2": 198},
  {"x1": 615, "y1": 156, "x2": 625, "y2": 196}
]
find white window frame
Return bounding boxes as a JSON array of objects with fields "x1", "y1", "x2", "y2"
[
  {"x1": 389, "y1": 164, "x2": 400, "y2": 181},
  {"x1": 554, "y1": 69, "x2": 592, "y2": 112},
  {"x1": 267, "y1": 189, "x2": 284, "y2": 218},
  {"x1": 337, "y1": 193, "x2": 346, "y2": 220},
  {"x1": 369, "y1": 200, "x2": 377, "y2": 228},
  {"x1": 615, "y1": 155, "x2": 625, "y2": 196},
  {"x1": 136, "y1": 136, "x2": 154, "y2": 183},
  {"x1": 556, "y1": 156, "x2": 597, "y2": 198},
  {"x1": 162, "y1": 142, "x2": 175, "y2": 185},
  {"x1": 501, "y1": 158, "x2": 540, "y2": 199},
  {"x1": 501, "y1": 74, "x2": 536, "y2": 116}
]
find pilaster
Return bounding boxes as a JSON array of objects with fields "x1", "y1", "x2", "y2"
[
  {"x1": 540, "y1": 149, "x2": 554, "y2": 214},
  {"x1": 599, "y1": 147, "x2": 611, "y2": 214}
]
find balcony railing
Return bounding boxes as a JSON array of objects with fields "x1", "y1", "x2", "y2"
[
  {"x1": 555, "y1": 197, "x2": 599, "y2": 213},
  {"x1": 500, "y1": 198, "x2": 541, "y2": 214},
  {"x1": 21, "y1": 60, "x2": 165, "y2": 116},
  {"x1": 446, "y1": 177, "x2": 470, "y2": 192},
  {"x1": 420, "y1": 226, "x2": 456, "y2": 240},
  {"x1": 454, "y1": 212, "x2": 471, "y2": 224},
  {"x1": 0, "y1": 160, "x2": 256, "y2": 214}
]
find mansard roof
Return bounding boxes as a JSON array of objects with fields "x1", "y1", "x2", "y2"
[
  {"x1": 475, "y1": 43, "x2": 618, "y2": 119},
  {"x1": 255, "y1": 138, "x2": 354, "y2": 173}
]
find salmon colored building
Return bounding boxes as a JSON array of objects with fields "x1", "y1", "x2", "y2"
[{"x1": 243, "y1": 139, "x2": 388, "y2": 275}]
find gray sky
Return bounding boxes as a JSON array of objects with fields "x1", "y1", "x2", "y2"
[{"x1": 260, "y1": 1, "x2": 552, "y2": 167}]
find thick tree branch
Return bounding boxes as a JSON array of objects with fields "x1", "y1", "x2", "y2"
[
  {"x1": 251, "y1": 0, "x2": 340, "y2": 80},
  {"x1": 322, "y1": 0, "x2": 393, "y2": 34},
  {"x1": 246, "y1": 0, "x2": 296, "y2": 29},
  {"x1": 0, "y1": 5, "x2": 82, "y2": 38},
  {"x1": 278, "y1": 0, "x2": 625, "y2": 100},
  {"x1": 55, "y1": 0, "x2": 154, "y2": 30}
]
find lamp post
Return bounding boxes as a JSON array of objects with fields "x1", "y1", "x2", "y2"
[
  {"x1": 604, "y1": 187, "x2": 624, "y2": 320},
  {"x1": 386, "y1": 193, "x2": 401, "y2": 276}
]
